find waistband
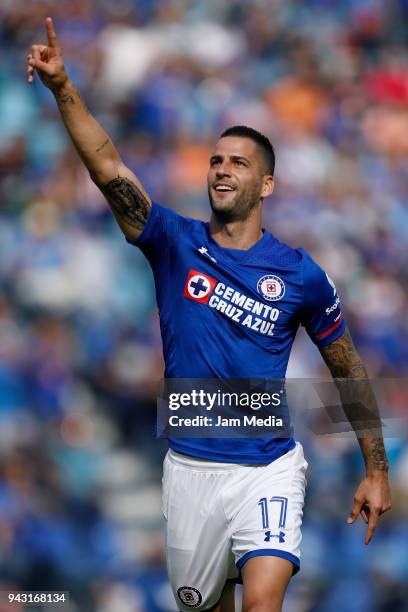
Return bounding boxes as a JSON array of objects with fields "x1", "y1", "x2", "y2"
[{"x1": 167, "y1": 449, "x2": 245, "y2": 471}]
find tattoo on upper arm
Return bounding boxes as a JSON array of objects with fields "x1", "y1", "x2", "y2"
[
  {"x1": 96, "y1": 138, "x2": 109, "y2": 153},
  {"x1": 100, "y1": 177, "x2": 150, "y2": 231}
]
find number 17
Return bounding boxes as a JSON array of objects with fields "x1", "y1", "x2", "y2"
[{"x1": 258, "y1": 496, "x2": 288, "y2": 530}]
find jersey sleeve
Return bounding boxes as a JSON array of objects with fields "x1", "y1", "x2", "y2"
[
  {"x1": 300, "y1": 251, "x2": 346, "y2": 347},
  {"x1": 126, "y1": 201, "x2": 185, "y2": 270}
]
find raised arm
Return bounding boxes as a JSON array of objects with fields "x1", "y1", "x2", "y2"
[
  {"x1": 319, "y1": 328, "x2": 391, "y2": 544},
  {"x1": 27, "y1": 17, "x2": 151, "y2": 241}
]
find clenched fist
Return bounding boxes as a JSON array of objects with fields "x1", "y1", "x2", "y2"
[{"x1": 27, "y1": 17, "x2": 68, "y2": 92}]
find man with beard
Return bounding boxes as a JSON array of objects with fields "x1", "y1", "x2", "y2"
[{"x1": 28, "y1": 18, "x2": 391, "y2": 612}]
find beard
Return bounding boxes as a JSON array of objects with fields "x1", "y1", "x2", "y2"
[{"x1": 208, "y1": 181, "x2": 262, "y2": 223}]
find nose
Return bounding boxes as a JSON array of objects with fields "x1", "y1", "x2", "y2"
[{"x1": 215, "y1": 163, "x2": 232, "y2": 178}]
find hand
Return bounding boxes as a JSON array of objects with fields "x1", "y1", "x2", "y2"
[
  {"x1": 27, "y1": 17, "x2": 68, "y2": 92},
  {"x1": 347, "y1": 472, "x2": 391, "y2": 544}
]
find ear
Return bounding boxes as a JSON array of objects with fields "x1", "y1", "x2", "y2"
[{"x1": 261, "y1": 175, "x2": 274, "y2": 198}]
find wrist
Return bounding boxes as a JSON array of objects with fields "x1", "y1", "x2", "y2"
[
  {"x1": 366, "y1": 465, "x2": 389, "y2": 477},
  {"x1": 52, "y1": 77, "x2": 73, "y2": 97}
]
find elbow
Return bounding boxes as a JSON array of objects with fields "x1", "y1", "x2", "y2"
[
  {"x1": 330, "y1": 360, "x2": 368, "y2": 380},
  {"x1": 89, "y1": 160, "x2": 120, "y2": 187},
  {"x1": 89, "y1": 169, "x2": 104, "y2": 186}
]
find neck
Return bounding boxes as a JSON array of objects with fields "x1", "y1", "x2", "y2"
[{"x1": 209, "y1": 207, "x2": 263, "y2": 250}]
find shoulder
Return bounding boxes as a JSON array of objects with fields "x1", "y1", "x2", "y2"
[
  {"x1": 130, "y1": 201, "x2": 205, "y2": 246},
  {"x1": 298, "y1": 249, "x2": 340, "y2": 310},
  {"x1": 265, "y1": 232, "x2": 303, "y2": 266},
  {"x1": 299, "y1": 249, "x2": 334, "y2": 289},
  {"x1": 155, "y1": 201, "x2": 206, "y2": 232},
  {"x1": 266, "y1": 241, "x2": 335, "y2": 293}
]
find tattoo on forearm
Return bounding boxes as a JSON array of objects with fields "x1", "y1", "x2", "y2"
[
  {"x1": 56, "y1": 92, "x2": 90, "y2": 114},
  {"x1": 100, "y1": 177, "x2": 150, "y2": 230},
  {"x1": 320, "y1": 329, "x2": 389, "y2": 471},
  {"x1": 56, "y1": 93, "x2": 75, "y2": 107},
  {"x1": 96, "y1": 138, "x2": 109, "y2": 153},
  {"x1": 370, "y1": 438, "x2": 388, "y2": 470}
]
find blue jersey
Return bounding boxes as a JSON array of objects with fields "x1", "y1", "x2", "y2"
[{"x1": 128, "y1": 202, "x2": 346, "y2": 463}]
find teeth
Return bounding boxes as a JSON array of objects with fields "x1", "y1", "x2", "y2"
[{"x1": 215, "y1": 185, "x2": 233, "y2": 191}]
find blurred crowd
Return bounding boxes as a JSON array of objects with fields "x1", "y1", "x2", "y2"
[{"x1": 1, "y1": 0, "x2": 408, "y2": 610}]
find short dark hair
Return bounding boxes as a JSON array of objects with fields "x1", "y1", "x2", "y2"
[{"x1": 219, "y1": 125, "x2": 275, "y2": 176}]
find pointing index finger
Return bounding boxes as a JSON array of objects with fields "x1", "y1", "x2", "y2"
[
  {"x1": 45, "y1": 17, "x2": 59, "y2": 49},
  {"x1": 365, "y1": 510, "x2": 379, "y2": 545}
]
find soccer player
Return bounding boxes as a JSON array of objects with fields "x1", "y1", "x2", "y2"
[{"x1": 28, "y1": 19, "x2": 391, "y2": 612}]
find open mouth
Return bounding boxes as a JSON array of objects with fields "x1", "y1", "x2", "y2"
[{"x1": 214, "y1": 184, "x2": 235, "y2": 193}]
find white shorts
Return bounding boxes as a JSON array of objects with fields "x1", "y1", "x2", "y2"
[{"x1": 162, "y1": 442, "x2": 308, "y2": 611}]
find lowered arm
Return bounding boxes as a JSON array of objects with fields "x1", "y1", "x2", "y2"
[{"x1": 319, "y1": 328, "x2": 391, "y2": 543}]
